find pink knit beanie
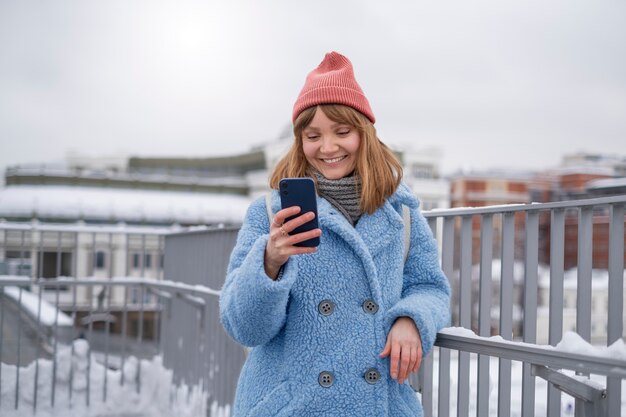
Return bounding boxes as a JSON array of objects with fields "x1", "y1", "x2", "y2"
[{"x1": 292, "y1": 51, "x2": 375, "y2": 124}]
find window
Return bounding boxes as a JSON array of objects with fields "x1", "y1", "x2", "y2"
[
  {"x1": 144, "y1": 254, "x2": 152, "y2": 268},
  {"x1": 4, "y1": 251, "x2": 32, "y2": 276},
  {"x1": 41, "y1": 251, "x2": 73, "y2": 278},
  {"x1": 95, "y1": 251, "x2": 106, "y2": 269},
  {"x1": 133, "y1": 253, "x2": 140, "y2": 269}
]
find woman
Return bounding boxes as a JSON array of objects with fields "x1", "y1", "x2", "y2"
[{"x1": 220, "y1": 51, "x2": 450, "y2": 417}]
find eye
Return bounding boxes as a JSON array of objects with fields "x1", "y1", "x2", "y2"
[
  {"x1": 305, "y1": 134, "x2": 320, "y2": 141},
  {"x1": 337, "y1": 128, "x2": 350, "y2": 136}
]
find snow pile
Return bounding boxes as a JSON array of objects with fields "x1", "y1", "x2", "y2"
[
  {"x1": 3, "y1": 286, "x2": 73, "y2": 327},
  {"x1": 0, "y1": 339, "x2": 229, "y2": 417},
  {"x1": 555, "y1": 331, "x2": 626, "y2": 361},
  {"x1": 443, "y1": 327, "x2": 626, "y2": 361}
]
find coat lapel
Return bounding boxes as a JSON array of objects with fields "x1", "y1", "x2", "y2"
[
  {"x1": 355, "y1": 200, "x2": 404, "y2": 260},
  {"x1": 316, "y1": 196, "x2": 384, "y2": 305}
]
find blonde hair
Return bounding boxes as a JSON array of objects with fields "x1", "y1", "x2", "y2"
[{"x1": 269, "y1": 104, "x2": 403, "y2": 214}]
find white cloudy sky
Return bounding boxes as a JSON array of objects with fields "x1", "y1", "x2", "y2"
[{"x1": 1, "y1": 0, "x2": 625, "y2": 178}]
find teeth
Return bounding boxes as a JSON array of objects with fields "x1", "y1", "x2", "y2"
[{"x1": 323, "y1": 156, "x2": 345, "y2": 163}]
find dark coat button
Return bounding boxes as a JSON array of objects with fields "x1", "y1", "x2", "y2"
[
  {"x1": 319, "y1": 371, "x2": 334, "y2": 387},
  {"x1": 318, "y1": 300, "x2": 335, "y2": 316},
  {"x1": 362, "y1": 299, "x2": 379, "y2": 314},
  {"x1": 364, "y1": 368, "x2": 381, "y2": 384}
]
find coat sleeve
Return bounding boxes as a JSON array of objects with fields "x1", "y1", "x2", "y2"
[
  {"x1": 383, "y1": 206, "x2": 451, "y2": 356},
  {"x1": 219, "y1": 196, "x2": 299, "y2": 347}
]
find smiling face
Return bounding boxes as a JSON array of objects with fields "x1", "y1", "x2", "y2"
[{"x1": 301, "y1": 106, "x2": 361, "y2": 180}]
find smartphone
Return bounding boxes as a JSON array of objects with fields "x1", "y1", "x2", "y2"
[{"x1": 279, "y1": 177, "x2": 320, "y2": 247}]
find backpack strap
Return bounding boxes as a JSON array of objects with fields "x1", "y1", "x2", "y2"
[{"x1": 402, "y1": 205, "x2": 411, "y2": 263}]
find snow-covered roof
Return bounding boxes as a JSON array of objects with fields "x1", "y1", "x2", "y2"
[
  {"x1": 0, "y1": 185, "x2": 251, "y2": 225},
  {"x1": 449, "y1": 169, "x2": 535, "y2": 181},
  {"x1": 586, "y1": 176, "x2": 626, "y2": 190}
]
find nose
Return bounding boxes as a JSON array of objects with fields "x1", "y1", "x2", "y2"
[{"x1": 319, "y1": 136, "x2": 339, "y2": 154}]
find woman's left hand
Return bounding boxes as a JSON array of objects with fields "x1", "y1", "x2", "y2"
[{"x1": 379, "y1": 317, "x2": 422, "y2": 384}]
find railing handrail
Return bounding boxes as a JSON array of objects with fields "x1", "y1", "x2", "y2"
[
  {"x1": 0, "y1": 276, "x2": 221, "y2": 297},
  {"x1": 424, "y1": 194, "x2": 626, "y2": 218},
  {"x1": 436, "y1": 329, "x2": 626, "y2": 378}
]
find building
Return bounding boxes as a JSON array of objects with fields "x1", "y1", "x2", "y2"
[{"x1": 448, "y1": 153, "x2": 626, "y2": 340}]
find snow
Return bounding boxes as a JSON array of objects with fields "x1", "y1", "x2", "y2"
[
  {"x1": 0, "y1": 185, "x2": 251, "y2": 225},
  {"x1": 556, "y1": 331, "x2": 626, "y2": 361},
  {"x1": 537, "y1": 267, "x2": 626, "y2": 290},
  {"x1": 3, "y1": 286, "x2": 73, "y2": 327},
  {"x1": 442, "y1": 327, "x2": 626, "y2": 362},
  {"x1": 0, "y1": 339, "x2": 230, "y2": 417},
  {"x1": 472, "y1": 259, "x2": 532, "y2": 283}
]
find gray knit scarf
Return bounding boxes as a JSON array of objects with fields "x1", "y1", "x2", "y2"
[{"x1": 313, "y1": 171, "x2": 363, "y2": 226}]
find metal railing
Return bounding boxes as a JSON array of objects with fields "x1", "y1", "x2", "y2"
[
  {"x1": 416, "y1": 194, "x2": 626, "y2": 417},
  {"x1": 0, "y1": 276, "x2": 222, "y2": 415},
  {"x1": 1, "y1": 195, "x2": 625, "y2": 416}
]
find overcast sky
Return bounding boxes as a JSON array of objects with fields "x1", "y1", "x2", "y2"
[{"x1": 1, "y1": 0, "x2": 625, "y2": 179}]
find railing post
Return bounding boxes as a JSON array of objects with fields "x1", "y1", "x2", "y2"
[
  {"x1": 547, "y1": 208, "x2": 565, "y2": 417},
  {"x1": 457, "y1": 215, "x2": 472, "y2": 417},
  {"x1": 498, "y1": 212, "x2": 515, "y2": 417},
  {"x1": 416, "y1": 217, "x2": 438, "y2": 417},
  {"x1": 477, "y1": 214, "x2": 493, "y2": 417},
  {"x1": 606, "y1": 203, "x2": 624, "y2": 417},
  {"x1": 438, "y1": 217, "x2": 455, "y2": 417},
  {"x1": 521, "y1": 210, "x2": 539, "y2": 417}
]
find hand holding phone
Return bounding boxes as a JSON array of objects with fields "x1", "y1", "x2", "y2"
[
  {"x1": 279, "y1": 178, "x2": 320, "y2": 247},
  {"x1": 264, "y1": 178, "x2": 321, "y2": 279}
]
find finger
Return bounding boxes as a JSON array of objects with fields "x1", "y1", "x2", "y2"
[
  {"x1": 414, "y1": 344, "x2": 423, "y2": 373},
  {"x1": 287, "y1": 228, "x2": 321, "y2": 246},
  {"x1": 282, "y1": 211, "x2": 316, "y2": 234},
  {"x1": 273, "y1": 206, "x2": 301, "y2": 226},
  {"x1": 398, "y1": 345, "x2": 411, "y2": 384},
  {"x1": 379, "y1": 337, "x2": 392, "y2": 358},
  {"x1": 389, "y1": 342, "x2": 400, "y2": 380},
  {"x1": 408, "y1": 346, "x2": 417, "y2": 375}
]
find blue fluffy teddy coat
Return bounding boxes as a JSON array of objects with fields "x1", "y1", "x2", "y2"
[{"x1": 220, "y1": 183, "x2": 451, "y2": 416}]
